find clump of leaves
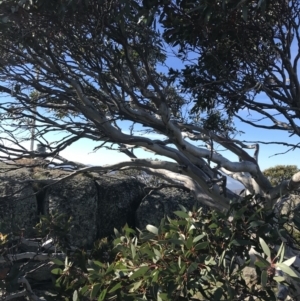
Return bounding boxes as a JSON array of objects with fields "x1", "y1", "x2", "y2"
[
  {"x1": 34, "y1": 211, "x2": 73, "y2": 251},
  {"x1": 90, "y1": 237, "x2": 115, "y2": 263},
  {"x1": 50, "y1": 196, "x2": 300, "y2": 301}
]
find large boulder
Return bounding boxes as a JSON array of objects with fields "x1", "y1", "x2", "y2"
[
  {"x1": 0, "y1": 167, "x2": 37, "y2": 235},
  {"x1": 135, "y1": 187, "x2": 204, "y2": 230},
  {"x1": 44, "y1": 172, "x2": 145, "y2": 247},
  {"x1": 1, "y1": 162, "x2": 145, "y2": 247},
  {"x1": 95, "y1": 175, "x2": 145, "y2": 239},
  {"x1": 44, "y1": 174, "x2": 98, "y2": 248}
]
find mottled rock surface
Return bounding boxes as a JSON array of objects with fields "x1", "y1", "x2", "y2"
[
  {"x1": 135, "y1": 187, "x2": 204, "y2": 230},
  {"x1": 95, "y1": 175, "x2": 145, "y2": 239},
  {"x1": 0, "y1": 167, "x2": 37, "y2": 235},
  {"x1": 44, "y1": 174, "x2": 98, "y2": 248},
  {"x1": 1, "y1": 162, "x2": 146, "y2": 247}
]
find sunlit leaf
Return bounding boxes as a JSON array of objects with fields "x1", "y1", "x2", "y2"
[
  {"x1": 50, "y1": 258, "x2": 64, "y2": 266},
  {"x1": 187, "y1": 262, "x2": 198, "y2": 274},
  {"x1": 129, "y1": 266, "x2": 150, "y2": 280},
  {"x1": 276, "y1": 242, "x2": 285, "y2": 263},
  {"x1": 174, "y1": 211, "x2": 189, "y2": 218},
  {"x1": 108, "y1": 282, "x2": 122, "y2": 293},
  {"x1": 98, "y1": 288, "x2": 107, "y2": 301},
  {"x1": 195, "y1": 241, "x2": 209, "y2": 250},
  {"x1": 193, "y1": 234, "x2": 205, "y2": 243},
  {"x1": 91, "y1": 283, "x2": 101, "y2": 299},
  {"x1": 131, "y1": 243, "x2": 136, "y2": 259},
  {"x1": 146, "y1": 225, "x2": 158, "y2": 235},
  {"x1": 273, "y1": 276, "x2": 286, "y2": 283},
  {"x1": 129, "y1": 280, "x2": 143, "y2": 292},
  {"x1": 259, "y1": 237, "x2": 271, "y2": 258},
  {"x1": 73, "y1": 290, "x2": 78, "y2": 301},
  {"x1": 276, "y1": 263, "x2": 299, "y2": 278},
  {"x1": 281, "y1": 256, "x2": 296, "y2": 267},
  {"x1": 51, "y1": 268, "x2": 63, "y2": 275}
]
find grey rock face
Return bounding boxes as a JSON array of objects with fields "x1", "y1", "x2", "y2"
[
  {"x1": 44, "y1": 174, "x2": 98, "y2": 248},
  {"x1": 0, "y1": 164, "x2": 151, "y2": 248},
  {"x1": 135, "y1": 187, "x2": 204, "y2": 230},
  {"x1": 43, "y1": 174, "x2": 145, "y2": 247},
  {"x1": 0, "y1": 168, "x2": 37, "y2": 235},
  {"x1": 95, "y1": 176, "x2": 145, "y2": 239}
]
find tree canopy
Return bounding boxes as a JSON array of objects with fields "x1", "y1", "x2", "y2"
[
  {"x1": 0, "y1": 0, "x2": 299, "y2": 214},
  {"x1": 139, "y1": 0, "x2": 300, "y2": 135},
  {"x1": 263, "y1": 165, "x2": 300, "y2": 187}
]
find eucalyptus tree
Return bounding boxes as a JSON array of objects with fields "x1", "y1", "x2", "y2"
[
  {"x1": 0, "y1": 0, "x2": 299, "y2": 215},
  {"x1": 264, "y1": 165, "x2": 300, "y2": 187},
  {"x1": 141, "y1": 0, "x2": 300, "y2": 132}
]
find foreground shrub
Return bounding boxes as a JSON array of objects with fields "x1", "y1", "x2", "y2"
[{"x1": 51, "y1": 196, "x2": 300, "y2": 301}]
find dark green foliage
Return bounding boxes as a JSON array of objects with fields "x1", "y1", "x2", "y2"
[
  {"x1": 34, "y1": 211, "x2": 73, "y2": 251},
  {"x1": 49, "y1": 195, "x2": 300, "y2": 301},
  {"x1": 263, "y1": 165, "x2": 300, "y2": 187},
  {"x1": 138, "y1": 0, "x2": 300, "y2": 134}
]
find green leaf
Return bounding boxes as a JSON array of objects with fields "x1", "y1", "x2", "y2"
[
  {"x1": 131, "y1": 243, "x2": 136, "y2": 259},
  {"x1": 178, "y1": 205, "x2": 187, "y2": 212},
  {"x1": 213, "y1": 287, "x2": 223, "y2": 301},
  {"x1": 98, "y1": 288, "x2": 107, "y2": 301},
  {"x1": 174, "y1": 211, "x2": 189, "y2": 218},
  {"x1": 146, "y1": 225, "x2": 158, "y2": 235},
  {"x1": 186, "y1": 236, "x2": 194, "y2": 249},
  {"x1": 154, "y1": 248, "x2": 162, "y2": 259},
  {"x1": 50, "y1": 258, "x2": 64, "y2": 266},
  {"x1": 261, "y1": 270, "x2": 268, "y2": 288},
  {"x1": 51, "y1": 268, "x2": 63, "y2": 275},
  {"x1": 273, "y1": 276, "x2": 286, "y2": 283},
  {"x1": 114, "y1": 228, "x2": 120, "y2": 237},
  {"x1": 276, "y1": 243, "x2": 285, "y2": 262},
  {"x1": 129, "y1": 280, "x2": 143, "y2": 292},
  {"x1": 219, "y1": 250, "x2": 226, "y2": 267},
  {"x1": 178, "y1": 256, "x2": 181, "y2": 268},
  {"x1": 65, "y1": 256, "x2": 69, "y2": 267},
  {"x1": 281, "y1": 256, "x2": 296, "y2": 267},
  {"x1": 193, "y1": 234, "x2": 205, "y2": 243},
  {"x1": 151, "y1": 270, "x2": 160, "y2": 282},
  {"x1": 187, "y1": 262, "x2": 198, "y2": 274},
  {"x1": 123, "y1": 224, "x2": 136, "y2": 236},
  {"x1": 108, "y1": 282, "x2": 122, "y2": 293},
  {"x1": 206, "y1": 256, "x2": 216, "y2": 266},
  {"x1": 254, "y1": 254, "x2": 270, "y2": 269},
  {"x1": 259, "y1": 237, "x2": 271, "y2": 258},
  {"x1": 73, "y1": 290, "x2": 78, "y2": 301},
  {"x1": 158, "y1": 292, "x2": 169, "y2": 301},
  {"x1": 79, "y1": 285, "x2": 89, "y2": 295},
  {"x1": 208, "y1": 223, "x2": 218, "y2": 229},
  {"x1": 276, "y1": 263, "x2": 299, "y2": 278},
  {"x1": 169, "y1": 239, "x2": 185, "y2": 245},
  {"x1": 91, "y1": 283, "x2": 101, "y2": 299},
  {"x1": 130, "y1": 266, "x2": 150, "y2": 280},
  {"x1": 93, "y1": 261, "x2": 105, "y2": 268},
  {"x1": 195, "y1": 241, "x2": 209, "y2": 250}
]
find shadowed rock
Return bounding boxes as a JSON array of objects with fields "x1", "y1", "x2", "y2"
[
  {"x1": 135, "y1": 187, "x2": 206, "y2": 230},
  {"x1": 0, "y1": 168, "x2": 37, "y2": 235}
]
